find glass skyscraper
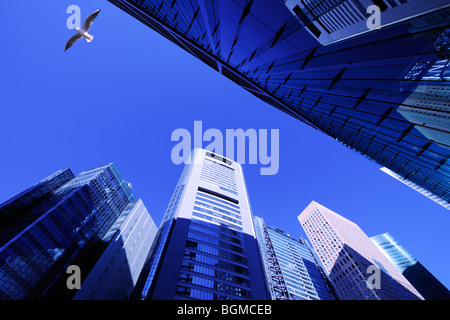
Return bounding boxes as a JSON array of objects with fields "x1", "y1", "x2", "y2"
[
  {"x1": 0, "y1": 163, "x2": 156, "y2": 300},
  {"x1": 396, "y1": 84, "x2": 450, "y2": 150},
  {"x1": 298, "y1": 201, "x2": 423, "y2": 300},
  {"x1": 107, "y1": 0, "x2": 450, "y2": 208},
  {"x1": 253, "y1": 216, "x2": 337, "y2": 300},
  {"x1": 132, "y1": 149, "x2": 269, "y2": 300},
  {"x1": 371, "y1": 232, "x2": 450, "y2": 300},
  {"x1": 283, "y1": 0, "x2": 448, "y2": 45}
]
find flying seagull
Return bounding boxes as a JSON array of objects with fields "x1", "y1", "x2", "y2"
[{"x1": 64, "y1": 9, "x2": 101, "y2": 51}]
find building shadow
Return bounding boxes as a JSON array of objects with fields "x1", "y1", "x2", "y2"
[
  {"x1": 328, "y1": 244, "x2": 422, "y2": 300},
  {"x1": 135, "y1": 217, "x2": 270, "y2": 300}
]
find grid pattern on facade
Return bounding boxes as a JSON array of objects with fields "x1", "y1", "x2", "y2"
[
  {"x1": 200, "y1": 159, "x2": 237, "y2": 195},
  {"x1": 193, "y1": 190, "x2": 242, "y2": 232},
  {"x1": 0, "y1": 164, "x2": 135, "y2": 300},
  {"x1": 175, "y1": 219, "x2": 251, "y2": 300},
  {"x1": 268, "y1": 229, "x2": 323, "y2": 300},
  {"x1": 254, "y1": 216, "x2": 337, "y2": 300}
]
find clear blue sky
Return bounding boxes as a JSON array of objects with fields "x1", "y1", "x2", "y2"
[{"x1": 1, "y1": 0, "x2": 449, "y2": 291}]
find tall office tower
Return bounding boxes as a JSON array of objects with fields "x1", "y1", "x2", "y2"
[
  {"x1": 132, "y1": 149, "x2": 269, "y2": 300},
  {"x1": 371, "y1": 232, "x2": 450, "y2": 300},
  {"x1": 380, "y1": 167, "x2": 450, "y2": 210},
  {"x1": 0, "y1": 163, "x2": 156, "y2": 300},
  {"x1": 108, "y1": 0, "x2": 450, "y2": 208},
  {"x1": 298, "y1": 201, "x2": 423, "y2": 300},
  {"x1": 253, "y1": 216, "x2": 337, "y2": 300}
]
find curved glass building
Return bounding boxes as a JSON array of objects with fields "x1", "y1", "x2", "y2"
[{"x1": 107, "y1": 0, "x2": 450, "y2": 208}]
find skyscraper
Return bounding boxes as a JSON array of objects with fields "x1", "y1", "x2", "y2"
[
  {"x1": 253, "y1": 216, "x2": 337, "y2": 300},
  {"x1": 371, "y1": 232, "x2": 450, "y2": 300},
  {"x1": 0, "y1": 163, "x2": 156, "y2": 300},
  {"x1": 108, "y1": 0, "x2": 450, "y2": 208},
  {"x1": 132, "y1": 149, "x2": 269, "y2": 300},
  {"x1": 298, "y1": 201, "x2": 423, "y2": 300}
]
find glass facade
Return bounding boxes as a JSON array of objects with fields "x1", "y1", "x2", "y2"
[
  {"x1": 380, "y1": 167, "x2": 450, "y2": 210},
  {"x1": 371, "y1": 232, "x2": 450, "y2": 300},
  {"x1": 132, "y1": 149, "x2": 269, "y2": 300},
  {"x1": 108, "y1": 0, "x2": 450, "y2": 207},
  {"x1": 253, "y1": 216, "x2": 337, "y2": 300},
  {"x1": 177, "y1": 218, "x2": 252, "y2": 300},
  {"x1": 132, "y1": 158, "x2": 191, "y2": 299},
  {"x1": 0, "y1": 163, "x2": 137, "y2": 299}
]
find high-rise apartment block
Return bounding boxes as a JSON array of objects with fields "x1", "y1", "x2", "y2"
[
  {"x1": 133, "y1": 149, "x2": 269, "y2": 300},
  {"x1": 371, "y1": 232, "x2": 450, "y2": 300},
  {"x1": 298, "y1": 201, "x2": 423, "y2": 300}
]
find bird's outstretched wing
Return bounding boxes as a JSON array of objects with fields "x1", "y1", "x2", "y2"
[
  {"x1": 64, "y1": 33, "x2": 83, "y2": 51},
  {"x1": 82, "y1": 9, "x2": 101, "y2": 32}
]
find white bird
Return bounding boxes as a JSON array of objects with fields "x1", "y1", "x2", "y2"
[{"x1": 64, "y1": 9, "x2": 101, "y2": 51}]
